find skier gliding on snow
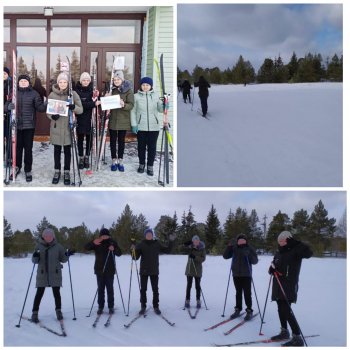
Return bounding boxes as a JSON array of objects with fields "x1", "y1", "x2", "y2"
[{"x1": 194, "y1": 75, "x2": 210, "y2": 117}]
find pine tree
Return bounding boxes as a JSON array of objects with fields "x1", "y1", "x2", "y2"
[
  {"x1": 287, "y1": 51, "x2": 299, "y2": 81},
  {"x1": 205, "y1": 204, "x2": 221, "y2": 253},
  {"x1": 9, "y1": 229, "x2": 35, "y2": 257},
  {"x1": 223, "y1": 209, "x2": 235, "y2": 244},
  {"x1": 291, "y1": 209, "x2": 309, "y2": 241},
  {"x1": 257, "y1": 58, "x2": 274, "y2": 83},
  {"x1": 265, "y1": 211, "x2": 291, "y2": 252},
  {"x1": 249, "y1": 209, "x2": 263, "y2": 248},
  {"x1": 4, "y1": 217, "x2": 13, "y2": 257},
  {"x1": 35, "y1": 217, "x2": 53, "y2": 239}
]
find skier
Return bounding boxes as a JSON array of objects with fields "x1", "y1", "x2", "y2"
[
  {"x1": 47, "y1": 72, "x2": 83, "y2": 185},
  {"x1": 223, "y1": 233, "x2": 258, "y2": 321},
  {"x1": 5, "y1": 74, "x2": 46, "y2": 182},
  {"x1": 108, "y1": 70, "x2": 134, "y2": 172},
  {"x1": 183, "y1": 235, "x2": 206, "y2": 309},
  {"x1": 268, "y1": 231, "x2": 313, "y2": 347},
  {"x1": 181, "y1": 79, "x2": 192, "y2": 103},
  {"x1": 194, "y1": 76, "x2": 211, "y2": 117},
  {"x1": 132, "y1": 228, "x2": 174, "y2": 315},
  {"x1": 130, "y1": 76, "x2": 163, "y2": 176},
  {"x1": 75, "y1": 72, "x2": 101, "y2": 169},
  {"x1": 31, "y1": 228, "x2": 74, "y2": 323},
  {"x1": 85, "y1": 228, "x2": 122, "y2": 315}
]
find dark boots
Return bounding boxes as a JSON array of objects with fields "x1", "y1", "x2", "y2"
[
  {"x1": 271, "y1": 328, "x2": 290, "y2": 341},
  {"x1": 230, "y1": 308, "x2": 241, "y2": 319},
  {"x1": 282, "y1": 334, "x2": 304, "y2": 347}
]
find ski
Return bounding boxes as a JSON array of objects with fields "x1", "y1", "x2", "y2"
[
  {"x1": 21, "y1": 315, "x2": 66, "y2": 337},
  {"x1": 192, "y1": 308, "x2": 200, "y2": 319},
  {"x1": 157, "y1": 312, "x2": 175, "y2": 327},
  {"x1": 123, "y1": 308, "x2": 148, "y2": 329},
  {"x1": 213, "y1": 334, "x2": 320, "y2": 347},
  {"x1": 58, "y1": 319, "x2": 67, "y2": 336},
  {"x1": 187, "y1": 307, "x2": 200, "y2": 319},
  {"x1": 204, "y1": 314, "x2": 241, "y2": 332},
  {"x1": 223, "y1": 313, "x2": 258, "y2": 336},
  {"x1": 104, "y1": 313, "x2": 113, "y2": 327},
  {"x1": 92, "y1": 313, "x2": 103, "y2": 328}
]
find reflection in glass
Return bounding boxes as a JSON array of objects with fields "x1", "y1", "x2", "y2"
[
  {"x1": 17, "y1": 47, "x2": 47, "y2": 85},
  {"x1": 104, "y1": 52, "x2": 135, "y2": 92},
  {"x1": 50, "y1": 47, "x2": 81, "y2": 88},
  {"x1": 17, "y1": 19, "x2": 47, "y2": 43},
  {"x1": 51, "y1": 19, "x2": 81, "y2": 43},
  {"x1": 88, "y1": 20, "x2": 141, "y2": 44},
  {"x1": 4, "y1": 19, "x2": 10, "y2": 42},
  {"x1": 90, "y1": 52, "x2": 98, "y2": 83},
  {"x1": 3, "y1": 51, "x2": 7, "y2": 68}
]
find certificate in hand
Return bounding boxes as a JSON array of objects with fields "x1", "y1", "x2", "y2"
[
  {"x1": 100, "y1": 95, "x2": 121, "y2": 111},
  {"x1": 47, "y1": 99, "x2": 68, "y2": 116}
]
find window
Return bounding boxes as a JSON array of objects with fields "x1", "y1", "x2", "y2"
[
  {"x1": 51, "y1": 19, "x2": 81, "y2": 43},
  {"x1": 17, "y1": 19, "x2": 47, "y2": 43},
  {"x1": 4, "y1": 19, "x2": 10, "y2": 42}
]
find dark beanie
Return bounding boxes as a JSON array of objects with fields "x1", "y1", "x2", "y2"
[
  {"x1": 140, "y1": 77, "x2": 153, "y2": 87},
  {"x1": 18, "y1": 74, "x2": 31, "y2": 84},
  {"x1": 99, "y1": 228, "x2": 110, "y2": 236},
  {"x1": 4, "y1": 67, "x2": 10, "y2": 75},
  {"x1": 144, "y1": 228, "x2": 154, "y2": 237},
  {"x1": 237, "y1": 234, "x2": 247, "y2": 241}
]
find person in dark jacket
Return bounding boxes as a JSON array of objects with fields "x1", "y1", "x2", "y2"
[
  {"x1": 194, "y1": 76, "x2": 211, "y2": 117},
  {"x1": 223, "y1": 233, "x2": 258, "y2": 320},
  {"x1": 132, "y1": 228, "x2": 174, "y2": 315},
  {"x1": 85, "y1": 228, "x2": 122, "y2": 314},
  {"x1": 183, "y1": 235, "x2": 206, "y2": 309},
  {"x1": 268, "y1": 231, "x2": 313, "y2": 347},
  {"x1": 5, "y1": 74, "x2": 47, "y2": 182},
  {"x1": 181, "y1": 80, "x2": 192, "y2": 103},
  {"x1": 31, "y1": 228, "x2": 74, "y2": 323},
  {"x1": 75, "y1": 72, "x2": 101, "y2": 169},
  {"x1": 32, "y1": 77, "x2": 47, "y2": 103}
]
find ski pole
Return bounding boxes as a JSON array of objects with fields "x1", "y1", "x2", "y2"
[
  {"x1": 191, "y1": 87, "x2": 195, "y2": 111},
  {"x1": 221, "y1": 267, "x2": 232, "y2": 317},
  {"x1": 126, "y1": 255, "x2": 134, "y2": 316},
  {"x1": 245, "y1": 257, "x2": 263, "y2": 323},
  {"x1": 86, "y1": 250, "x2": 111, "y2": 317},
  {"x1": 114, "y1": 254, "x2": 126, "y2": 315},
  {"x1": 67, "y1": 249, "x2": 77, "y2": 320},
  {"x1": 273, "y1": 272, "x2": 307, "y2": 346},
  {"x1": 259, "y1": 274, "x2": 272, "y2": 335},
  {"x1": 16, "y1": 260, "x2": 36, "y2": 327},
  {"x1": 131, "y1": 247, "x2": 141, "y2": 290},
  {"x1": 190, "y1": 258, "x2": 208, "y2": 310}
]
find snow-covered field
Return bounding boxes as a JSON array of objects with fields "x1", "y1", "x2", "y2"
[
  {"x1": 4, "y1": 254, "x2": 346, "y2": 346},
  {"x1": 3, "y1": 141, "x2": 173, "y2": 187},
  {"x1": 178, "y1": 83, "x2": 342, "y2": 187}
]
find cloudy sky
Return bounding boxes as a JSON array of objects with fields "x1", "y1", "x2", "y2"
[
  {"x1": 4, "y1": 190, "x2": 346, "y2": 233},
  {"x1": 177, "y1": 3, "x2": 343, "y2": 72}
]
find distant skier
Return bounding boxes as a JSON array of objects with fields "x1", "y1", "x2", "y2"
[
  {"x1": 268, "y1": 231, "x2": 313, "y2": 347},
  {"x1": 31, "y1": 228, "x2": 74, "y2": 323},
  {"x1": 183, "y1": 235, "x2": 206, "y2": 309},
  {"x1": 132, "y1": 228, "x2": 174, "y2": 315},
  {"x1": 194, "y1": 76, "x2": 210, "y2": 117},
  {"x1": 223, "y1": 234, "x2": 258, "y2": 321},
  {"x1": 85, "y1": 228, "x2": 122, "y2": 315},
  {"x1": 181, "y1": 79, "x2": 192, "y2": 103}
]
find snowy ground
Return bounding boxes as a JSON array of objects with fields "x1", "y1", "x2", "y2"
[
  {"x1": 3, "y1": 141, "x2": 173, "y2": 188},
  {"x1": 4, "y1": 254, "x2": 346, "y2": 346},
  {"x1": 177, "y1": 83, "x2": 343, "y2": 187}
]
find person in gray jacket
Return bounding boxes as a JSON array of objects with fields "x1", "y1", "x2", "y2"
[
  {"x1": 47, "y1": 72, "x2": 83, "y2": 185},
  {"x1": 131, "y1": 77, "x2": 163, "y2": 176},
  {"x1": 31, "y1": 228, "x2": 74, "y2": 323}
]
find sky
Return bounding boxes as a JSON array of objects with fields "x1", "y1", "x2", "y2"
[
  {"x1": 3, "y1": 190, "x2": 346, "y2": 233},
  {"x1": 177, "y1": 3, "x2": 343, "y2": 72}
]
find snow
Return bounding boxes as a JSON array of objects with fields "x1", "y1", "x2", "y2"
[
  {"x1": 4, "y1": 254, "x2": 346, "y2": 346},
  {"x1": 177, "y1": 83, "x2": 342, "y2": 187},
  {"x1": 3, "y1": 141, "x2": 173, "y2": 187}
]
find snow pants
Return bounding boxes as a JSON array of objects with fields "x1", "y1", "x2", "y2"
[
  {"x1": 140, "y1": 274, "x2": 159, "y2": 308},
  {"x1": 97, "y1": 274, "x2": 115, "y2": 309},
  {"x1": 277, "y1": 300, "x2": 300, "y2": 335},
  {"x1": 16, "y1": 128, "x2": 35, "y2": 172},
  {"x1": 54, "y1": 144, "x2": 71, "y2": 171},
  {"x1": 137, "y1": 131, "x2": 159, "y2": 167},
  {"x1": 77, "y1": 133, "x2": 92, "y2": 157},
  {"x1": 199, "y1": 95, "x2": 208, "y2": 115},
  {"x1": 32, "y1": 286, "x2": 61, "y2": 312},
  {"x1": 185, "y1": 276, "x2": 201, "y2": 300},
  {"x1": 233, "y1": 276, "x2": 252, "y2": 310}
]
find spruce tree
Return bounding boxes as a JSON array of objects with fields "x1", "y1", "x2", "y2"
[{"x1": 205, "y1": 204, "x2": 221, "y2": 253}]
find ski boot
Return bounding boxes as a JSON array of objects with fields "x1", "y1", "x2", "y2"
[
  {"x1": 63, "y1": 170, "x2": 70, "y2": 185},
  {"x1": 108, "y1": 308, "x2": 115, "y2": 315},
  {"x1": 185, "y1": 300, "x2": 190, "y2": 308},
  {"x1": 271, "y1": 327, "x2": 290, "y2": 341},
  {"x1": 147, "y1": 165, "x2": 154, "y2": 176},
  {"x1": 196, "y1": 300, "x2": 201, "y2": 309},
  {"x1": 244, "y1": 308, "x2": 253, "y2": 321},
  {"x1": 97, "y1": 308, "x2": 103, "y2": 315},
  {"x1": 31, "y1": 311, "x2": 39, "y2": 323},
  {"x1": 25, "y1": 172, "x2": 32, "y2": 182},
  {"x1": 139, "y1": 305, "x2": 147, "y2": 315},
  {"x1": 282, "y1": 334, "x2": 304, "y2": 347},
  {"x1": 56, "y1": 309, "x2": 63, "y2": 321},
  {"x1": 153, "y1": 306, "x2": 161, "y2": 315},
  {"x1": 137, "y1": 164, "x2": 145, "y2": 173},
  {"x1": 230, "y1": 308, "x2": 241, "y2": 319}
]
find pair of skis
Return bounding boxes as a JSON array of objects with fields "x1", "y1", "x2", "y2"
[
  {"x1": 124, "y1": 308, "x2": 175, "y2": 328},
  {"x1": 186, "y1": 307, "x2": 200, "y2": 319},
  {"x1": 20, "y1": 315, "x2": 67, "y2": 337},
  {"x1": 92, "y1": 312, "x2": 114, "y2": 328}
]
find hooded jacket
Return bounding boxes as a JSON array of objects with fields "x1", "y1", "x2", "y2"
[{"x1": 184, "y1": 241, "x2": 206, "y2": 278}]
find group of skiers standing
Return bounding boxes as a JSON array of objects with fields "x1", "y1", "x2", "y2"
[
  {"x1": 27, "y1": 227, "x2": 312, "y2": 347},
  {"x1": 3, "y1": 67, "x2": 166, "y2": 184}
]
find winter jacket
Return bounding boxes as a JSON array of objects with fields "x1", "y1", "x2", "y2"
[
  {"x1": 108, "y1": 80, "x2": 134, "y2": 131},
  {"x1": 130, "y1": 89, "x2": 163, "y2": 132},
  {"x1": 14, "y1": 86, "x2": 46, "y2": 130},
  {"x1": 75, "y1": 82, "x2": 96, "y2": 134},
  {"x1": 85, "y1": 238, "x2": 122, "y2": 276},
  {"x1": 271, "y1": 238, "x2": 313, "y2": 303},
  {"x1": 47, "y1": 85, "x2": 83, "y2": 146},
  {"x1": 4, "y1": 78, "x2": 12, "y2": 107},
  {"x1": 194, "y1": 77, "x2": 211, "y2": 98},
  {"x1": 32, "y1": 237, "x2": 68, "y2": 288},
  {"x1": 134, "y1": 239, "x2": 173, "y2": 276},
  {"x1": 181, "y1": 80, "x2": 192, "y2": 94},
  {"x1": 184, "y1": 241, "x2": 206, "y2": 278},
  {"x1": 223, "y1": 243, "x2": 258, "y2": 277}
]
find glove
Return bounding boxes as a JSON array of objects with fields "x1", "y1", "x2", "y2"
[
  {"x1": 7, "y1": 102, "x2": 15, "y2": 111},
  {"x1": 33, "y1": 251, "x2": 40, "y2": 258},
  {"x1": 183, "y1": 240, "x2": 192, "y2": 247},
  {"x1": 68, "y1": 104, "x2": 75, "y2": 110},
  {"x1": 108, "y1": 245, "x2": 115, "y2": 251},
  {"x1": 51, "y1": 114, "x2": 60, "y2": 121},
  {"x1": 189, "y1": 253, "x2": 195, "y2": 259},
  {"x1": 131, "y1": 126, "x2": 138, "y2": 134},
  {"x1": 65, "y1": 249, "x2": 75, "y2": 257},
  {"x1": 268, "y1": 263, "x2": 276, "y2": 275}
]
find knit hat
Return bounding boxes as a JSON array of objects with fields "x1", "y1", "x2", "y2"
[
  {"x1": 4, "y1": 67, "x2": 10, "y2": 75},
  {"x1": 18, "y1": 74, "x2": 31, "y2": 84},
  {"x1": 192, "y1": 235, "x2": 200, "y2": 242},
  {"x1": 80, "y1": 72, "x2": 91, "y2": 83},
  {"x1": 57, "y1": 72, "x2": 69, "y2": 84},
  {"x1": 237, "y1": 234, "x2": 247, "y2": 242},
  {"x1": 144, "y1": 228, "x2": 154, "y2": 237},
  {"x1": 277, "y1": 231, "x2": 292, "y2": 242},
  {"x1": 113, "y1": 70, "x2": 124, "y2": 80},
  {"x1": 99, "y1": 228, "x2": 111, "y2": 237},
  {"x1": 42, "y1": 228, "x2": 55, "y2": 239},
  {"x1": 140, "y1": 77, "x2": 153, "y2": 87}
]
